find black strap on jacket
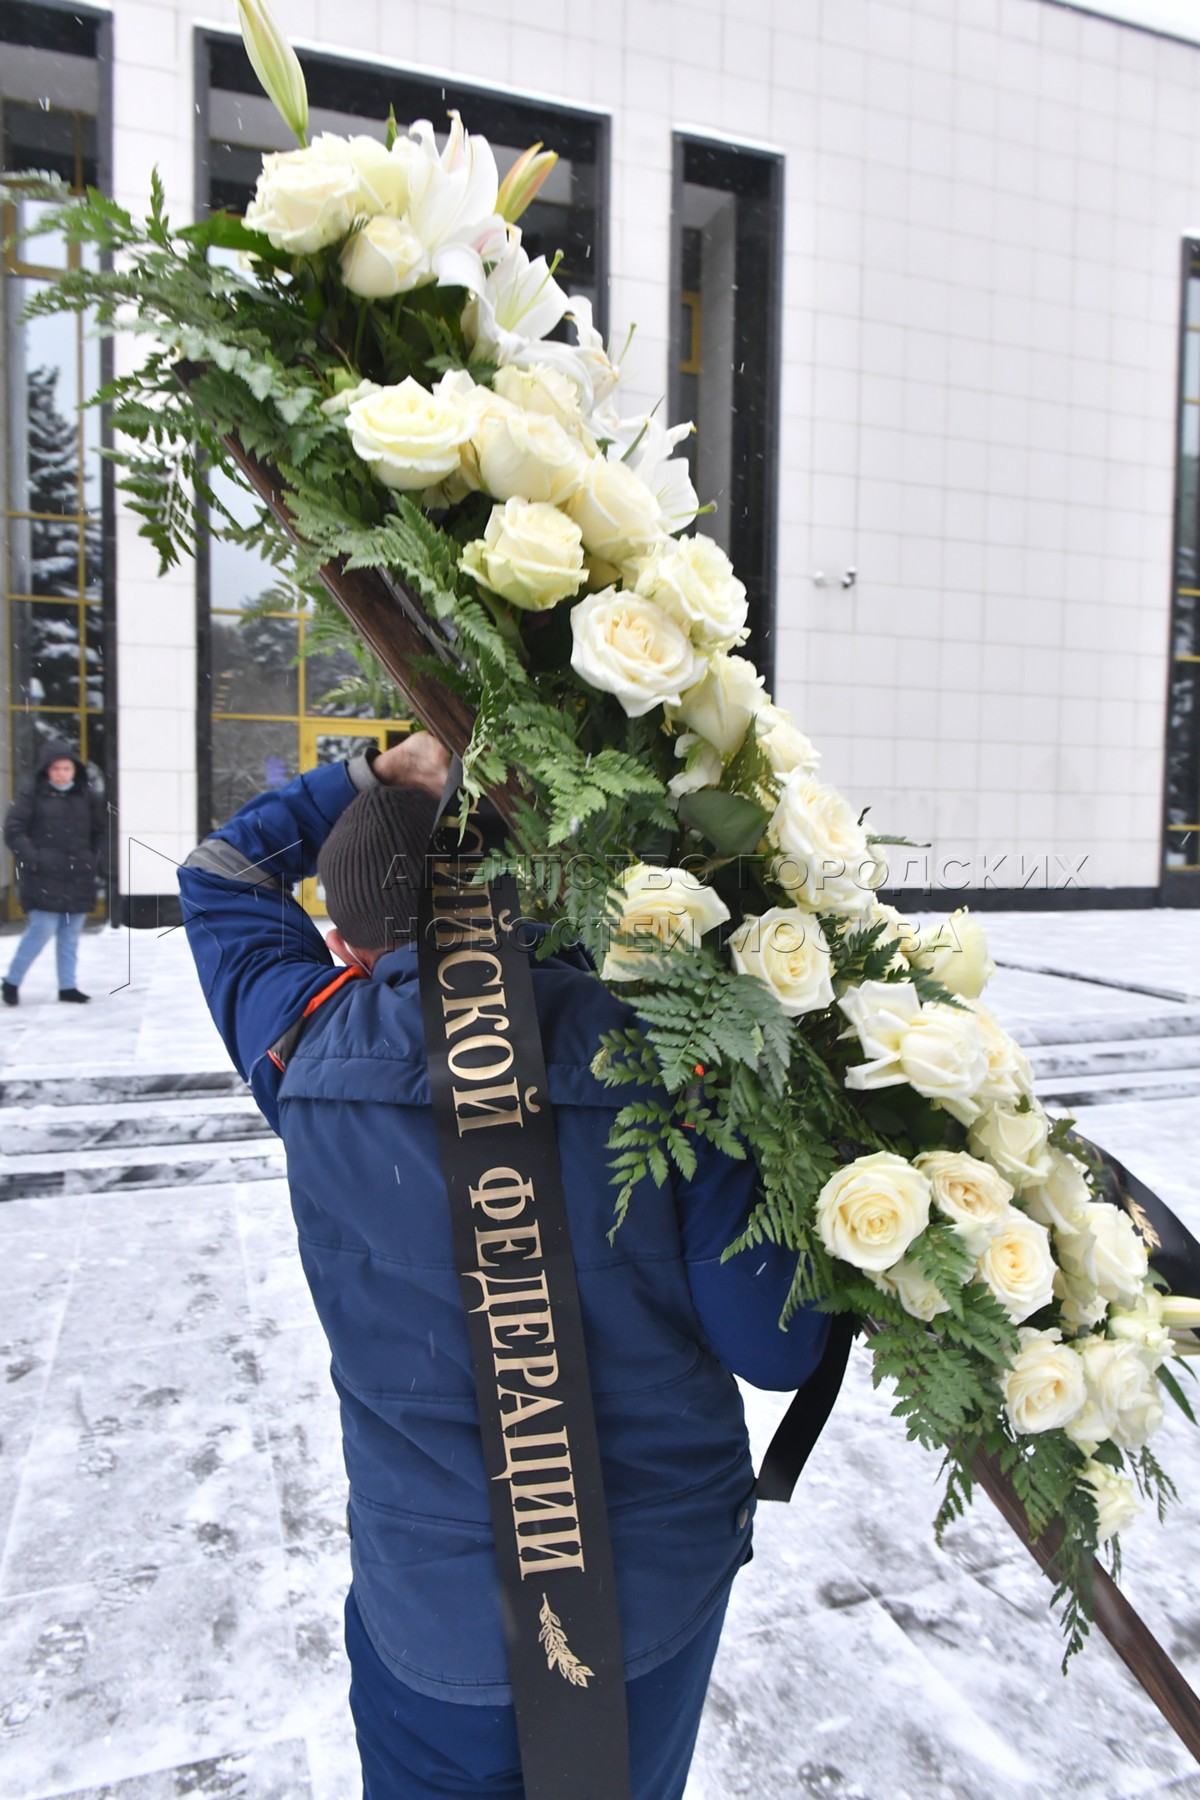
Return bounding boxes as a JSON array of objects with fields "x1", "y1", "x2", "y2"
[
  {"x1": 416, "y1": 789, "x2": 632, "y2": 1800},
  {"x1": 755, "y1": 1311, "x2": 857, "y2": 1503}
]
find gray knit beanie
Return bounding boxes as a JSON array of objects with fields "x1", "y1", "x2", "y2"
[{"x1": 318, "y1": 783, "x2": 440, "y2": 950}]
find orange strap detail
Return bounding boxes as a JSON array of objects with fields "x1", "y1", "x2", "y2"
[
  {"x1": 301, "y1": 963, "x2": 368, "y2": 1017},
  {"x1": 265, "y1": 963, "x2": 368, "y2": 1076}
]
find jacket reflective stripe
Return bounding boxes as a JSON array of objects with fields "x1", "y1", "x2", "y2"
[{"x1": 183, "y1": 838, "x2": 286, "y2": 888}]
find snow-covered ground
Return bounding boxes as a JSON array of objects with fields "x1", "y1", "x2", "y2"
[{"x1": 1, "y1": 913, "x2": 1199, "y2": 1799}]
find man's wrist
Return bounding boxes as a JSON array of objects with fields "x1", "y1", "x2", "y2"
[{"x1": 346, "y1": 749, "x2": 381, "y2": 793}]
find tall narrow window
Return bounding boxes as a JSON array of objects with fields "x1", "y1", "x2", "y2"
[
  {"x1": 670, "y1": 136, "x2": 783, "y2": 684},
  {"x1": 194, "y1": 31, "x2": 609, "y2": 845},
  {"x1": 1165, "y1": 243, "x2": 1200, "y2": 896},
  {"x1": 1, "y1": 4, "x2": 111, "y2": 918}
]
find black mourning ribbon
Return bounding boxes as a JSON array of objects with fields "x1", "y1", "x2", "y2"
[{"x1": 416, "y1": 784, "x2": 631, "y2": 1800}]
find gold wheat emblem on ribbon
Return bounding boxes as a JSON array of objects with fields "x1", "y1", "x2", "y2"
[
  {"x1": 538, "y1": 1594, "x2": 594, "y2": 1687},
  {"x1": 1126, "y1": 1195, "x2": 1163, "y2": 1249}
]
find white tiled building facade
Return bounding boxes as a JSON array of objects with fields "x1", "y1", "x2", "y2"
[{"x1": 3, "y1": 0, "x2": 1199, "y2": 917}]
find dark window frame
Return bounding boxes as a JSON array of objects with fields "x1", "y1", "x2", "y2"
[
  {"x1": 1163, "y1": 237, "x2": 1200, "y2": 904},
  {"x1": 669, "y1": 132, "x2": 784, "y2": 691},
  {"x1": 0, "y1": 0, "x2": 102, "y2": 57},
  {"x1": 0, "y1": 0, "x2": 116, "y2": 922}
]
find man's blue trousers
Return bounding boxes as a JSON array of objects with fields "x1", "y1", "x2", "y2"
[{"x1": 345, "y1": 1584, "x2": 730, "y2": 1799}]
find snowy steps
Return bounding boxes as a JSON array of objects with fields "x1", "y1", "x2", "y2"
[
  {"x1": 0, "y1": 1067, "x2": 246, "y2": 1108},
  {"x1": 0, "y1": 1068, "x2": 283, "y2": 1202},
  {"x1": 1014, "y1": 1013, "x2": 1200, "y2": 1108},
  {"x1": 1010, "y1": 1008, "x2": 1200, "y2": 1047},
  {"x1": 4, "y1": 1092, "x2": 273, "y2": 1156},
  {"x1": 1027, "y1": 1046, "x2": 1200, "y2": 1107},
  {"x1": 1036, "y1": 1066, "x2": 1200, "y2": 1108},
  {"x1": 3, "y1": 1008, "x2": 1200, "y2": 1201}
]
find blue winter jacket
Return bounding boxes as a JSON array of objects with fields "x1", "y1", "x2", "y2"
[{"x1": 179, "y1": 757, "x2": 830, "y2": 1703}]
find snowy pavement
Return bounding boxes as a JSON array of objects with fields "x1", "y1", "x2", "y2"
[{"x1": 1, "y1": 913, "x2": 1199, "y2": 1798}]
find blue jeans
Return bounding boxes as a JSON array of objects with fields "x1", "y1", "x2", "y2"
[
  {"x1": 6, "y1": 909, "x2": 85, "y2": 991},
  {"x1": 345, "y1": 1584, "x2": 730, "y2": 1800}
]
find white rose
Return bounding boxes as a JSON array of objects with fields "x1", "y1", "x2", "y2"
[
  {"x1": 871, "y1": 1257, "x2": 950, "y2": 1322},
  {"x1": 422, "y1": 386, "x2": 506, "y2": 505},
  {"x1": 432, "y1": 371, "x2": 510, "y2": 488},
  {"x1": 1082, "y1": 1461, "x2": 1140, "y2": 1544},
  {"x1": 320, "y1": 377, "x2": 382, "y2": 417},
  {"x1": 570, "y1": 588, "x2": 705, "y2": 719},
  {"x1": 967, "y1": 1103, "x2": 1053, "y2": 1193},
  {"x1": 1058, "y1": 1203, "x2": 1150, "y2": 1309},
  {"x1": 977, "y1": 1210, "x2": 1056, "y2": 1323},
  {"x1": 601, "y1": 863, "x2": 730, "y2": 981},
  {"x1": 756, "y1": 702, "x2": 822, "y2": 778},
  {"x1": 634, "y1": 535, "x2": 749, "y2": 653},
  {"x1": 1002, "y1": 1328, "x2": 1088, "y2": 1434},
  {"x1": 815, "y1": 1152, "x2": 932, "y2": 1273},
  {"x1": 244, "y1": 144, "x2": 362, "y2": 254},
  {"x1": 459, "y1": 498, "x2": 585, "y2": 611},
  {"x1": 728, "y1": 908, "x2": 835, "y2": 1018},
  {"x1": 673, "y1": 654, "x2": 766, "y2": 756},
  {"x1": 339, "y1": 215, "x2": 428, "y2": 298},
  {"x1": 1054, "y1": 1265, "x2": 1110, "y2": 1333},
  {"x1": 322, "y1": 132, "x2": 417, "y2": 216},
  {"x1": 897, "y1": 1004, "x2": 991, "y2": 1117},
  {"x1": 861, "y1": 843, "x2": 891, "y2": 896},
  {"x1": 430, "y1": 366, "x2": 495, "y2": 413},
  {"x1": 254, "y1": 133, "x2": 415, "y2": 233},
  {"x1": 566, "y1": 455, "x2": 664, "y2": 563},
  {"x1": 1022, "y1": 1150, "x2": 1093, "y2": 1236},
  {"x1": 1069, "y1": 1337, "x2": 1164, "y2": 1451},
  {"x1": 345, "y1": 377, "x2": 473, "y2": 491},
  {"x1": 859, "y1": 901, "x2": 916, "y2": 972},
  {"x1": 473, "y1": 407, "x2": 586, "y2": 506},
  {"x1": 910, "y1": 909, "x2": 995, "y2": 1000},
  {"x1": 837, "y1": 980, "x2": 918, "y2": 1090},
  {"x1": 769, "y1": 771, "x2": 878, "y2": 918},
  {"x1": 492, "y1": 363, "x2": 587, "y2": 438},
  {"x1": 914, "y1": 1150, "x2": 1014, "y2": 1238},
  {"x1": 838, "y1": 981, "x2": 988, "y2": 1114},
  {"x1": 968, "y1": 1005, "x2": 1033, "y2": 1110},
  {"x1": 667, "y1": 733, "x2": 724, "y2": 799},
  {"x1": 1087, "y1": 1204, "x2": 1151, "y2": 1306},
  {"x1": 1107, "y1": 1288, "x2": 1171, "y2": 1370}
]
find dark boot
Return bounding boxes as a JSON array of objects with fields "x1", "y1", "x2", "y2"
[
  {"x1": 2, "y1": 981, "x2": 17, "y2": 1007},
  {"x1": 58, "y1": 988, "x2": 90, "y2": 1003}
]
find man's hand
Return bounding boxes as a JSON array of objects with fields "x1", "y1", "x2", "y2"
[{"x1": 372, "y1": 731, "x2": 452, "y2": 798}]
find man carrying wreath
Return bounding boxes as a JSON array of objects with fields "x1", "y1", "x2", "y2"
[{"x1": 178, "y1": 730, "x2": 831, "y2": 1799}]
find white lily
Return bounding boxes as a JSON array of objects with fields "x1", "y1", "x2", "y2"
[
  {"x1": 496, "y1": 143, "x2": 559, "y2": 223},
  {"x1": 566, "y1": 296, "x2": 623, "y2": 406},
  {"x1": 1161, "y1": 1295, "x2": 1200, "y2": 1329},
  {"x1": 462, "y1": 235, "x2": 570, "y2": 365},
  {"x1": 514, "y1": 294, "x2": 622, "y2": 418},
  {"x1": 236, "y1": 0, "x2": 308, "y2": 146},
  {"x1": 623, "y1": 414, "x2": 700, "y2": 533},
  {"x1": 405, "y1": 113, "x2": 505, "y2": 268}
]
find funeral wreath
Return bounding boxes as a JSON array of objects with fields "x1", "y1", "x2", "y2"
[{"x1": 7, "y1": 0, "x2": 1199, "y2": 1668}]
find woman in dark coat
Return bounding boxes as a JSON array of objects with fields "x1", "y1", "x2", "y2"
[{"x1": 3, "y1": 738, "x2": 105, "y2": 1005}]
